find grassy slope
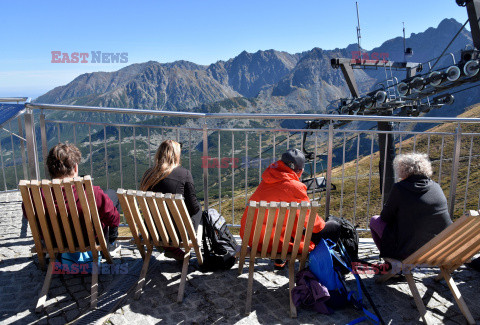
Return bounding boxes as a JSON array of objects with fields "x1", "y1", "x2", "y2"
[{"x1": 213, "y1": 103, "x2": 480, "y2": 234}]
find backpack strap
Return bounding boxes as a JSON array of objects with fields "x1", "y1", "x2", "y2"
[{"x1": 336, "y1": 241, "x2": 384, "y2": 325}]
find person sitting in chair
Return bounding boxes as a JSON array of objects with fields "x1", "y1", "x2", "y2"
[
  {"x1": 240, "y1": 148, "x2": 341, "y2": 269},
  {"x1": 140, "y1": 139, "x2": 202, "y2": 261},
  {"x1": 23, "y1": 142, "x2": 120, "y2": 269},
  {"x1": 370, "y1": 152, "x2": 452, "y2": 261}
]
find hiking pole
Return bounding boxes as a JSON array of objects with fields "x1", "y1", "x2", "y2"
[{"x1": 338, "y1": 242, "x2": 386, "y2": 325}]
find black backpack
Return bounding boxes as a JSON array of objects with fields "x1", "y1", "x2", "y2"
[
  {"x1": 326, "y1": 215, "x2": 359, "y2": 262},
  {"x1": 200, "y1": 209, "x2": 238, "y2": 272}
]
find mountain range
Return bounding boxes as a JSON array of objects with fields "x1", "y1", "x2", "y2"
[{"x1": 35, "y1": 18, "x2": 476, "y2": 118}]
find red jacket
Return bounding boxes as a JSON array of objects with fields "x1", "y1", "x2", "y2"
[{"x1": 240, "y1": 160, "x2": 325, "y2": 254}]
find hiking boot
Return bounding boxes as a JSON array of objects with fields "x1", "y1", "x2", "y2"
[
  {"x1": 164, "y1": 247, "x2": 185, "y2": 261},
  {"x1": 274, "y1": 259, "x2": 287, "y2": 270},
  {"x1": 466, "y1": 256, "x2": 480, "y2": 272}
]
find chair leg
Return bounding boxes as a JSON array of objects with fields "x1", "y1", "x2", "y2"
[
  {"x1": 177, "y1": 251, "x2": 191, "y2": 303},
  {"x1": 35, "y1": 262, "x2": 54, "y2": 313},
  {"x1": 405, "y1": 273, "x2": 428, "y2": 324},
  {"x1": 37, "y1": 250, "x2": 46, "y2": 271},
  {"x1": 440, "y1": 267, "x2": 475, "y2": 325},
  {"x1": 245, "y1": 257, "x2": 255, "y2": 315},
  {"x1": 135, "y1": 248, "x2": 153, "y2": 300},
  {"x1": 238, "y1": 256, "x2": 245, "y2": 275},
  {"x1": 288, "y1": 261, "x2": 297, "y2": 318},
  {"x1": 90, "y1": 252, "x2": 99, "y2": 309}
]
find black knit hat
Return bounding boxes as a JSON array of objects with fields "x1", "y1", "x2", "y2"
[{"x1": 281, "y1": 149, "x2": 305, "y2": 172}]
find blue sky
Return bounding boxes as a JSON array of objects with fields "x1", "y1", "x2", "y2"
[{"x1": 0, "y1": 0, "x2": 469, "y2": 99}]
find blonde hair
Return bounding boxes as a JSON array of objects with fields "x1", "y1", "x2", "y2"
[
  {"x1": 140, "y1": 140, "x2": 181, "y2": 191},
  {"x1": 394, "y1": 152, "x2": 433, "y2": 180}
]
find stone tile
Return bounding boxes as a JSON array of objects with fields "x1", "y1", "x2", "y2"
[{"x1": 1, "y1": 192, "x2": 480, "y2": 324}]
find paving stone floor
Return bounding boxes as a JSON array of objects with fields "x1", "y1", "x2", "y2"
[{"x1": 1, "y1": 191, "x2": 479, "y2": 324}]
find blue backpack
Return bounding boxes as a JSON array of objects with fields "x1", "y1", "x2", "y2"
[{"x1": 309, "y1": 239, "x2": 383, "y2": 325}]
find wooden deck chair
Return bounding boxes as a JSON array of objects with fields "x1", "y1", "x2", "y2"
[
  {"x1": 238, "y1": 200, "x2": 320, "y2": 318},
  {"x1": 116, "y1": 189, "x2": 203, "y2": 302},
  {"x1": 19, "y1": 176, "x2": 113, "y2": 312},
  {"x1": 376, "y1": 210, "x2": 480, "y2": 324}
]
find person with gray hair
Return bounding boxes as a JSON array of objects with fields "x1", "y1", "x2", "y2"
[{"x1": 369, "y1": 152, "x2": 452, "y2": 260}]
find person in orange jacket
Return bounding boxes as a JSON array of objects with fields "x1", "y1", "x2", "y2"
[{"x1": 240, "y1": 149, "x2": 341, "y2": 269}]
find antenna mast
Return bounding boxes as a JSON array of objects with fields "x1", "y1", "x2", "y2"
[
  {"x1": 403, "y1": 22, "x2": 406, "y2": 61},
  {"x1": 356, "y1": 2, "x2": 362, "y2": 53}
]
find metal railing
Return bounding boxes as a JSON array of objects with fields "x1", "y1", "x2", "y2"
[{"x1": 2, "y1": 101, "x2": 480, "y2": 230}]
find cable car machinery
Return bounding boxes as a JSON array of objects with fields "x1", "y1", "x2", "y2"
[{"x1": 302, "y1": 0, "x2": 480, "y2": 199}]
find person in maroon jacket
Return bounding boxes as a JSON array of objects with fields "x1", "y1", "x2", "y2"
[
  {"x1": 23, "y1": 143, "x2": 120, "y2": 246},
  {"x1": 45, "y1": 142, "x2": 120, "y2": 243}
]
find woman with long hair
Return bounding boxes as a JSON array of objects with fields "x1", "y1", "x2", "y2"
[{"x1": 140, "y1": 140, "x2": 202, "y2": 260}]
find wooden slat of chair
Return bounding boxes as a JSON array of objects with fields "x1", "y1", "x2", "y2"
[
  {"x1": 403, "y1": 214, "x2": 470, "y2": 266},
  {"x1": 286, "y1": 202, "x2": 309, "y2": 318},
  {"x1": 145, "y1": 192, "x2": 170, "y2": 247},
  {"x1": 281, "y1": 202, "x2": 298, "y2": 261},
  {"x1": 63, "y1": 178, "x2": 87, "y2": 252},
  {"x1": 117, "y1": 190, "x2": 151, "y2": 299},
  {"x1": 443, "y1": 227, "x2": 480, "y2": 269},
  {"x1": 164, "y1": 194, "x2": 189, "y2": 250},
  {"x1": 19, "y1": 180, "x2": 46, "y2": 269},
  {"x1": 245, "y1": 201, "x2": 267, "y2": 315},
  {"x1": 41, "y1": 180, "x2": 65, "y2": 253},
  {"x1": 154, "y1": 193, "x2": 179, "y2": 247},
  {"x1": 443, "y1": 212, "x2": 480, "y2": 267},
  {"x1": 126, "y1": 190, "x2": 153, "y2": 252},
  {"x1": 164, "y1": 194, "x2": 196, "y2": 301},
  {"x1": 270, "y1": 202, "x2": 288, "y2": 260},
  {"x1": 417, "y1": 216, "x2": 478, "y2": 265},
  {"x1": 430, "y1": 218, "x2": 480, "y2": 266},
  {"x1": 29, "y1": 180, "x2": 56, "y2": 261},
  {"x1": 73, "y1": 177, "x2": 102, "y2": 309},
  {"x1": 73, "y1": 177, "x2": 98, "y2": 253},
  {"x1": 174, "y1": 194, "x2": 203, "y2": 265},
  {"x1": 51, "y1": 179, "x2": 75, "y2": 253},
  {"x1": 290, "y1": 202, "x2": 309, "y2": 262},
  {"x1": 136, "y1": 191, "x2": 161, "y2": 247},
  {"x1": 300, "y1": 201, "x2": 320, "y2": 270},
  {"x1": 82, "y1": 176, "x2": 112, "y2": 264},
  {"x1": 117, "y1": 189, "x2": 145, "y2": 259},
  {"x1": 238, "y1": 201, "x2": 257, "y2": 275},
  {"x1": 260, "y1": 202, "x2": 277, "y2": 258}
]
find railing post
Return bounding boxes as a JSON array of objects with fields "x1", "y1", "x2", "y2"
[
  {"x1": 40, "y1": 111, "x2": 49, "y2": 178},
  {"x1": 24, "y1": 108, "x2": 39, "y2": 180},
  {"x1": 202, "y1": 121, "x2": 209, "y2": 210},
  {"x1": 17, "y1": 117, "x2": 28, "y2": 179},
  {"x1": 448, "y1": 125, "x2": 462, "y2": 218},
  {"x1": 325, "y1": 122, "x2": 334, "y2": 219}
]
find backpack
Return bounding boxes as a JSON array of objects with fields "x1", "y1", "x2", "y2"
[
  {"x1": 326, "y1": 215, "x2": 359, "y2": 262},
  {"x1": 200, "y1": 208, "x2": 238, "y2": 272},
  {"x1": 309, "y1": 239, "x2": 383, "y2": 324},
  {"x1": 309, "y1": 239, "x2": 349, "y2": 309}
]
